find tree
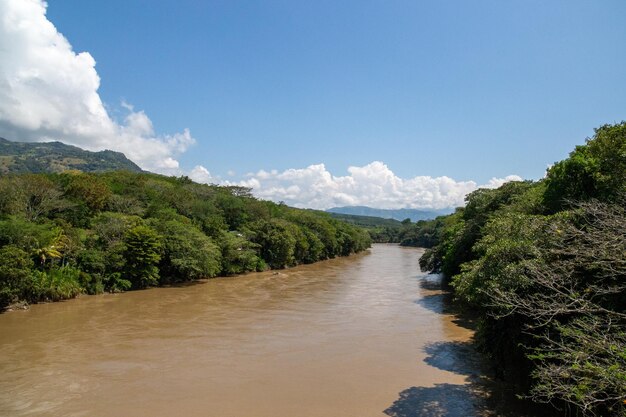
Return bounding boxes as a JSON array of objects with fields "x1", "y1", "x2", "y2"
[
  {"x1": 216, "y1": 193, "x2": 248, "y2": 230},
  {"x1": 123, "y1": 225, "x2": 162, "y2": 289},
  {"x1": 92, "y1": 212, "x2": 142, "y2": 247},
  {"x1": 252, "y1": 219, "x2": 297, "y2": 268},
  {"x1": 420, "y1": 181, "x2": 534, "y2": 278},
  {"x1": 486, "y1": 201, "x2": 626, "y2": 416},
  {"x1": 302, "y1": 228, "x2": 325, "y2": 263},
  {"x1": 544, "y1": 122, "x2": 626, "y2": 211},
  {"x1": 152, "y1": 219, "x2": 222, "y2": 282},
  {"x1": 15, "y1": 175, "x2": 69, "y2": 221},
  {"x1": 63, "y1": 172, "x2": 112, "y2": 212},
  {"x1": 0, "y1": 245, "x2": 34, "y2": 307},
  {"x1": 219, "y1": 231, "x2": 262, "y2": 275}
]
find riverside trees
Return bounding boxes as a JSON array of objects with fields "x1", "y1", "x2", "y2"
[
  {"x1": 419, "y1": 122, "x2": 626, "y2": 416},
  {"x1": 0, "y1": 171, "x2": 371, "y2": 308}
]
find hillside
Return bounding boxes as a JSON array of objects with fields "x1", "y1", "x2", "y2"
[
  {"x1": 326, "y1": 206, "x2": 452, "y2": 221},
  {"x1": 0, "y1": 138, "x2": 142, "y2": 174},
  {"x1": 326, "y1": 212, "x2": 403, "y2": 228},
  {"x1": 325, "y1": 211, "x2": 423, "y2": 243}
]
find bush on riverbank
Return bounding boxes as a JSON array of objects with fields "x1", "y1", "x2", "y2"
[
  {"x1": 418, "y1": 122, "x2": 626, "y2": 417},
  {"x1": 0, "y1": 171, "x2": 371, "y2": 308}
]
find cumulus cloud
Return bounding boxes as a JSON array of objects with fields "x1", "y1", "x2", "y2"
[
  {"x1": 0, "y1": 0, "x2": 522, "y2": 210},
  {"x1": 204, "y1": 161, "x2": 521, "y2": 210},
  {"x1": 0, "y1": 0, "x2": 194, "y2": 173},
  {"x1": 188, "y1": 165, "x2": 218, "y2": 184},
  {"x1": 482, "y1": 175, "x2": 525, "y2": 189}
]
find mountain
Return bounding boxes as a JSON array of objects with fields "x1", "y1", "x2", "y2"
[
  {"x1": 326, "y1": 206, "x2": 453, "y2": 222},
  {"x1": 0, "y1": 137, "x2": 143, "y2": 174}
]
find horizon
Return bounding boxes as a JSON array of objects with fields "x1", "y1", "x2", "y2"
[{"x1": 1, "y1": 0, "x2": 625, "y2": 209}]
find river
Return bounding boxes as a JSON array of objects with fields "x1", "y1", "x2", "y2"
[{"x1": 0, "y1": 244, "x2": 537, "y2": 417}]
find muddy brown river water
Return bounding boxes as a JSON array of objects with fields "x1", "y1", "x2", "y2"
[{"x1": 0, "y1": 244, "x2": 537, "y2": 417}]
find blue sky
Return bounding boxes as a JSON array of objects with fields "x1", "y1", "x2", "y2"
[{"x1": 1, "y1": 1, "x2": 625, "y2": 208}]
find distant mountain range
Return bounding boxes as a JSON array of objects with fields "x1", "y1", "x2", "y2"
[
  {"x1": 326, "y1": 206, "x2": 453, "y2": 222},
  {"x1": 0, "y1": 137, "x2": 142, "y2": 174}
]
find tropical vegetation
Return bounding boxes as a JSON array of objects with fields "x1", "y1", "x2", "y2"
[
  {"x1": 0, "y1": 171, "x2": 371, "y2": 308},
  {"x1": 416, "y1": 122, "x2": 626, "y2": 416}
]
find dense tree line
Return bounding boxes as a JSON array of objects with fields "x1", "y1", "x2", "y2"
[
  {"x1": 397, "y1": 216, "x2": 451, "y2": 248},
  {"x1": 0, "y1": 171, "x2": 370, "y2": 308},
  {"x1": 327, "y1": 212, "x2": 452, "y2": 245},
  {"x1": 366, "y1": 218, "x2": 412, "y2": 243},
  {"x1": 325, "y1": 212, "x2": 418, "y2": 243},
  {"x1": 418, "y1": 122, "x2": 626, "y2": 416},
  {"x1": 358, "y1": 217, "x2": 446, "y2": 244}
]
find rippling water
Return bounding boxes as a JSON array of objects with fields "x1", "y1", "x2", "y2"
[{"x1": 0, "y1": 244, "x2": 536, "y2": 417}]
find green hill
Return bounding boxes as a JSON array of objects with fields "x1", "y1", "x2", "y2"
[
  {"x1": 326, "y1": 211, "x2": 403, "y2": 228},
  {"x1": 325, "y1": 211, "x2": 417, "y2": 243},
  {"x1": 0, "y1": 138, "x2": 142, "y2": 174}
]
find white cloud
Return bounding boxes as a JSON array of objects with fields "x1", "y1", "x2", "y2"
[
  {"x1": 220, "y1": 161, "x2": 522, "y2": 210},
  {"x1": 483, "y1": 175, "x2": 524, "y2": 189},
  {"x1": 0, "y1": 0, "x2": 194, "y2": 173},
  {"x1": 188, "y1": 165, "x2": 218, "y2": 184},
  {"x1": 0, "y1": 0, "x2": 522, "y2": 209}
]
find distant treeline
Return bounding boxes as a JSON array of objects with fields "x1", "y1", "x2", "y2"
[
  {"x1": 326, "y1": 211, "x2": 449, "y2": 245},
  {"x1": 416, "y1": 122, "x2": 626, "y2": 416},
  {"x1": 327, "y1": 212, "x2": 409, "y2": 243},
  {"x1": 0, "y1": 171, "x2": 371, "y2": 308}
]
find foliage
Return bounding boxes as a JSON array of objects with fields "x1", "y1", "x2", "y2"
[
  {"x1": 399, "y1": 216, "x2": 446, "y2": 248},
  {"x1": 151, "y1": 218, "x2": 222, "y2": 282},
  {"x1": 488, "y1": 202, "x2": 626, "y2": 415},
  {"x1": 451, "y1": 212, "x2": 546, "y2": 306},
  {"x1": 5, "y1": 175, "x2": 69, "y2": 221},
  {"x1": 326, "y1": 211, "x2": 454, "y2": 245},
  {"x1": 251, "y1": 219, "x2": 298, "y2": 269},
  {"x1": 0, "y1": 245, "x2": 34, "y2": 306},
  {"x1": 29, "y1": 267, "x2": 83, "y2": 302},
  {"x1": 326, "y1": 212, "x2": 405, "y2": 243},
  {"x1": 0, "y1": 170, "x2": 370, "y2": 308},
  {"x1": 544, "y1": 122, "x2": 626, "y2": 212},
  {"x1": 418, "y1": 122, "x2": 626, "y2": 416},
  {"x1": 219, "y1": 231, "x2": 263, "y2": 275},
  {"x1": 62, "y1": 172, "x2": 112, "y2": 212},
  {"x1": 123, "y1": 225, "x2": 162, "y2": 289}
]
